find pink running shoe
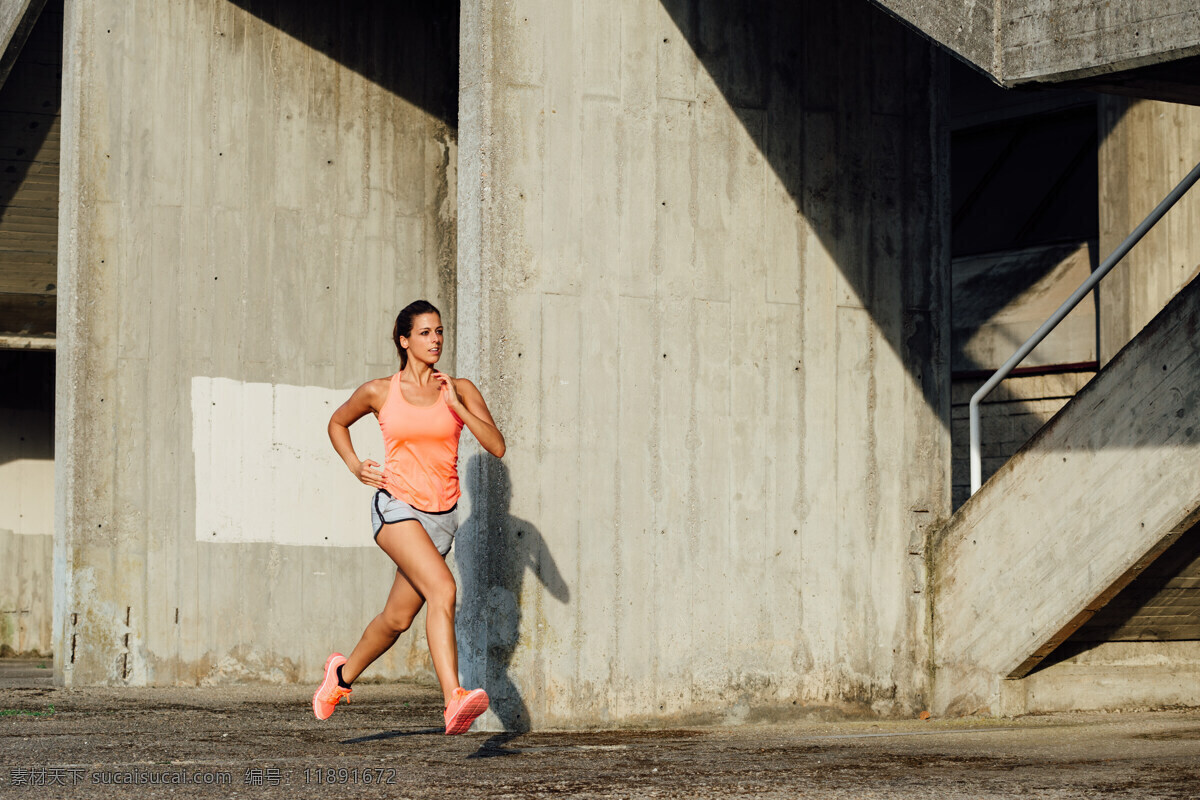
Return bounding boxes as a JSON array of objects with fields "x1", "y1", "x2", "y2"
[
  {"x1": 312, "y1": 653, "x2": 351, "y2": 720},
  {"x1": 444, "y1": 687, "x2": 489, "y2": 735}
]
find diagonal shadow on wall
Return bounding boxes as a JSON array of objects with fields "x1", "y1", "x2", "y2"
[
  {"x1": 223, "y1": 0, "x2": 458, "y2": 128},
  {"x1": 658, "y1": 0, "x2": 948, "y2": 421},
  {"x1": 458, "y1": 454, "x2": 570, "y2": 736},
  {"x1": 661, "y1": 0, "x2": 1200, "y2": 459}
]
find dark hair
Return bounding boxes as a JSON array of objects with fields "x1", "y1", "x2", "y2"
[{"x1": 393, "y1": 300, "x2": 441, "y2": 369}]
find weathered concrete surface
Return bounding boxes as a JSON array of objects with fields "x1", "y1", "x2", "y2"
[
  {"x1": 2, "y1": 673, "x2": 1200, "y2": 799},
  {"x1": 1002, "y1": 2, "x2": 1200, "y2": 85},
  {"x1": 1098, "y1": 96, "x2": 1200, "y2": 366},
  {"x1": 55, "y1": 1, "x2": 457, "y2": 686},
  {"x1": 0, "y1": 528, "x2": 51, "y2": 655},
  {"x1": 933, "y1": 274, "x2": 1200, "y2": 716},
  {"x1": 1003, "y1": 641, "x2": 1200, "y2": 716},
  {"x1": 0, "y1": 0, "x2": 46, "y2": 91},
  {"x1": 458, "y1": 0, "x2": 949, "y2": 729},
  {"x1": 868, "y1": 0, "x2": 1200, "y2": 88},
  {"x1": 872, "y1": 0, "x2": 1200, "y2": 88}
]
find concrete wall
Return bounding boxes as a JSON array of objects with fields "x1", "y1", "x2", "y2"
[
  {"x1": 55, "y1": 0, "x2": 458, "y2": 685},
  {"x1": 1001, "y1": 641, "x2": 1200, "y2": 716},
  {"x1": 0, "y1": 350, "x2": 54, "y2": 655},
  {"x1": 0, "y1": 524, "x2": 51, "y2": 655},
  {"x1": 1098, "y1": 96, "x2": 1200, "y2": 365},
  {"x1": 457, "y1": 0, "x2": 949, "y2": 728}
]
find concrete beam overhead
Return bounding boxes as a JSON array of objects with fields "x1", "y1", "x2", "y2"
[
  {"x1": 0, "y1": 0, "x2": 46, "y2": 91},
  {"x1": 872, "y1": 0, "x2": 1200, "y2": 94},
  {"x1": 1002, "y1": 3, "x2": 1200, "y2": 85}
]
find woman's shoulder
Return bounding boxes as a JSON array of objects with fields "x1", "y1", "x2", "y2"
[
  {"x1": 354, "y1": 376, "x2": 393, "y2": 405},
  {"x1": 360, "y1": 375, "x2": 392, "y2": 391}
]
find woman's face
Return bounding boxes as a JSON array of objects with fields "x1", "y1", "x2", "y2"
[{"x1": 402, "y1": 313, "x2": 444, "y2": 366}]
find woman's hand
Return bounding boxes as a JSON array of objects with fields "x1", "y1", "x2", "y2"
[
  {"x1": 441, "y1": 377, "x2": 506, "y2": 458},
  {"x1": 355, "y1": 459, "x2": 386, "y2": 489},
  {"x1": 433, "y1": 371, "x2": 465, "y2": 411}
]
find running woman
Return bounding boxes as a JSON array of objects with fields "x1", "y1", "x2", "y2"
[{"x1": 312, "y1": 300, "x2": 506, "y2": 735}]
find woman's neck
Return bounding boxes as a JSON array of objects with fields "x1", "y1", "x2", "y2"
[{"x1": 403, "y1": 361, "x2": 437, "y2": 385}]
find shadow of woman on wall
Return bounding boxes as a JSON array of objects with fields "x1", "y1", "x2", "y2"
[{"x1": 455, "y1": 454, "x2": 569, "y2": 754}]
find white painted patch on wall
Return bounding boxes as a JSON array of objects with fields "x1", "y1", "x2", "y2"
[{"x1": 192, "y1": 377, "x2": 383, "y2": 547}]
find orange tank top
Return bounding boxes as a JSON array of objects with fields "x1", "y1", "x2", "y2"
[{"x1": 377, "y1": 372, "x2": 464, "y2": 512}]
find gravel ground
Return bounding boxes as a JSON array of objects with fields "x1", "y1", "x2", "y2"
[{"x1": 2, "y1": 660, "x2": 1199, "y2": 799}]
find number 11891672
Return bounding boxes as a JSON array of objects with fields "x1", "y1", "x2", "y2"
[{"x1": 303, "y1": 767, "x2": 397, "y2": 785}]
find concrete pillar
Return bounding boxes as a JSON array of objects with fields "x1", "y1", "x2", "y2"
[
  {"x1": 457, "y1": 0, "x2": 949, "y2": 728},
  {"x1": 55, "y1": 0, "x2": 457, "y2": 685},
  {"x1": 1098, "y1": 96, "x2": 1200, "y2": 364}
]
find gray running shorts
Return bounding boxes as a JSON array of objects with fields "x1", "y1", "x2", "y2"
[{"x1": 370, "y1": 490, "x2": 458, "y2": 556}]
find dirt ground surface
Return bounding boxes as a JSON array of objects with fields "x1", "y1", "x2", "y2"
[{"x1": 2, "y1": 659, "x2": 1199, "y2": 799}]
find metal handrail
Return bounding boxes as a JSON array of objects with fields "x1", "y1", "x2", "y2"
[{"x1": 969, "y1": 158, "x2": 1200, "y2": 495}]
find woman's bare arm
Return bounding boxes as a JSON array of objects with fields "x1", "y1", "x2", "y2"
[
  {"x1": 328, "y1": 379, "x2": 388, "y2": 488},
  {"x1": 433, "y1": 374, "x2": 506, "y2": 458}
]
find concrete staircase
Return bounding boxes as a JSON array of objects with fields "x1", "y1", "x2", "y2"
[
  {"x1": 870, "y1": 0, "x2": 1200, "y2": 89},
  {"x1": 931, "y1": 272, "x2": 1200, "y2": 716}
]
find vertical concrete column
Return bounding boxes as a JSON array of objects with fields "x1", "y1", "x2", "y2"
[
  {"x1": 457, "y1": 0, "x2": 949, "y2": 728},
  {"x1": 1098, "y1": 96, "x2": 1200, "y2": 364}
]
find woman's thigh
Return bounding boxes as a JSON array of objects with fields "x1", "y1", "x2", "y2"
[{"x1": 375, "y1": 519, "x2": 455, "y2": 601}]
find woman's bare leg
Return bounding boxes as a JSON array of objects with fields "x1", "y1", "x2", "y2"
[
  {"x1": 341, "y1": 567, "x2": 425, "y2": 684},
  {"x1": 374, "y1": 519, "x2": 461, "y2": 704}
]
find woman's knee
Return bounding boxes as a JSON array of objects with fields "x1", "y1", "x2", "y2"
[
  {"x1": 379, "y1": 607, "x2": 416, "y2": 635},
  {"x1": 425, "y1": 574, "x2": 457, "y2": 612}
]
